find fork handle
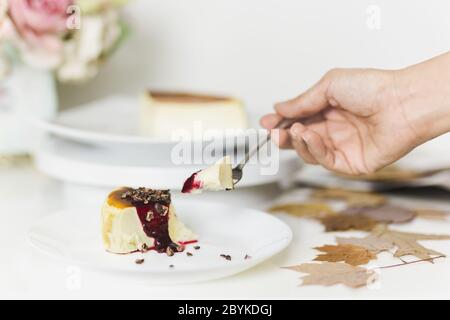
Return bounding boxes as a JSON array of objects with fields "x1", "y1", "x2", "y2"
[
  {"x1": 273, "y1": 118, "x2": 299, "y2": 130},
  {"x1": 237, "y1": 118, "x2": 298, "y2": 169}
]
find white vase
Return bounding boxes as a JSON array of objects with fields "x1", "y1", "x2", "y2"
[{"x1": 0, "y1": 65, "x2": 57, "y2": 155}]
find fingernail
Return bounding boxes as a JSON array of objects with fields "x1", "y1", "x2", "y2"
[
  {"x1": 271, "y1": 130, "x2": 282, "y2": 146},
  {"x1": 290, "y1": 125, "x2": 301, "y2": 139},
  {"x1": 271, "y1": 129, "x2": 280, "y2": 137},
  {"x1": 302, "y1": 134, "x2": 309, "y2": 145}
]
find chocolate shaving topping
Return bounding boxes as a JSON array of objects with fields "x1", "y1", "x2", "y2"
[
  {"x1": 146, "y1": 211, "x2": 154, "y2": 222},
  {"x1": 220, "y1": 254, "x2": 232, "y2": 261},
  {"x1": 166, "y1": 247, "x2": 175, "y2": 257},
  {"x1": 194, "y1": 246, "x2": 201, "y2": 250},
  {"x1": 121, "y1": 187, "x2": 171, "y2": 206},
  {"x1": 155, "y1": 203, "x2": 168, "y2": 216},
  {"x1": 135, "y1": 258, "x2": 145, "y2": 265},
  {"x1": 186, "y1": 252, "x2": 193, "y2": 257}
]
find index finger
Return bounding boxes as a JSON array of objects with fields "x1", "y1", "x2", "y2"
[{"x1": 275, "y1": 71, "x2": 334, "y2": 119}]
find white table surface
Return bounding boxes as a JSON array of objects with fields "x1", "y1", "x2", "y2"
[{"x1": 1, "y1": 165, "x2": 450, "y2": 300}]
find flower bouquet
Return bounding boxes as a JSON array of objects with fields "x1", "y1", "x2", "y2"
[
  {"x1": 0, "y1": 0, "x2": 129, "y2": 82},
  {"x1": 0, "y1": 0, "x2": 129, "y2": 157}
]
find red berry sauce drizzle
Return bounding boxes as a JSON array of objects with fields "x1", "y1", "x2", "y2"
[
  {"x1": 181, "y1": 172, "x2": 202, "y2": 193},
  {"x1": 109, "y1": 187, "x2": 195, "y2": 254}
]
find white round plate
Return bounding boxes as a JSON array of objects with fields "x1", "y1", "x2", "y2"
[
  {"x1": 34, "y1": 135, "x2": 302, "y2": 190},
  {"x1": 32, "y1": 95, "x2": 257, "y2": 147},
  {"x1": 28, "y1": 200, "x2": 292, "y2": 285}
]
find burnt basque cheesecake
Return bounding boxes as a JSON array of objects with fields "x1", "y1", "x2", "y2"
[
  {"x1": 102, "y1": 187, "x2": 197, "y2": 255},
  {"x1": 139, "y1": 91, "x2": 248, "y2": 138}
]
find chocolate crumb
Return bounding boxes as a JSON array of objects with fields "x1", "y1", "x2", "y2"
[
  {"x1": 169, "y1": 264, "x2": 174, "y2": 269},
  {"x1": 155, "y1": 203, "x2": 169, "y2": 216},
  {"x1": 145, "y1": 211, "x2": 154, "y2": 222},
  {"x1": 186, "y1": 252, "x2": 193, "y2": 257},
  {"x1": 194, "y1": 246, "x2": 201, "y2": 250},
  {"x1": 220, "y1": 254, "x2": 232, "y2": 261},
  {"x1": 121, "y1": 187, "x2": 171, "y2": 206},
  {"x1": 135, "y1": 258, "x2": 145, "y2": 265},
  {"x1": 244, "y1": 254, "x2": 252, "y2": 260},
  {"x1": 166, "y1": 247, "x2": 175, "y2": 257}
]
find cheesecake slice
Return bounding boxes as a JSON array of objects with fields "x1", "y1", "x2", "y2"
[
  {"x1": 102, "y1": 187, "x2": 197, "y2": 255},
  {"x1": 182, "y1": 156, "x2": 234, "y2": 194},
  {"x1": 139, "y1": 91, "x2": 248, "y2": 138}
]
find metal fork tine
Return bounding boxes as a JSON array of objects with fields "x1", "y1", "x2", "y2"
[{"x1": 232, "y1": 118, "x2": 296, "y2": 186}]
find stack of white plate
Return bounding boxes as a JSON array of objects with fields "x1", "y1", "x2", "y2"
[{"x1": 32, "y1": 95, "x2": 301, "y2": 191}]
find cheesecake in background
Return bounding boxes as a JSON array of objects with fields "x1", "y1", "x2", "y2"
[{"x1": 140, "y1": 91, "x2": 249, "y2": 138}]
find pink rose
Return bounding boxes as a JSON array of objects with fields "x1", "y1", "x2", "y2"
[
  {"x1": 8, "y1": 0, "x2": 74, "y2": 67},
  {"x1": 9, "y1": 0, "x2": 73, "y2": 34}
]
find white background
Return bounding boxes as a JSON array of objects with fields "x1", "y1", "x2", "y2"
[
  {"x1": 4, "y1": 1, "x2": 450, "y2": 299},
  {"x1": 59, "y1": 0, "x2": 450, "y2": 115}
]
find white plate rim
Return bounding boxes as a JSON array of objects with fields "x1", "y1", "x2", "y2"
[
  {"x1": 27, "y1": 201, "x2": 293, "y2": 278},
  {"x1": 33, "y1": 118, "x2": 257, "y2": 146}
]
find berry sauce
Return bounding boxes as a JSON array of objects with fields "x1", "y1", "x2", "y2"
[
  {"x1": 134, "y1": 204, "x2": 178, "y2": 253},
  {"x1": 108, "y1": 187, "x2": 195, "y2": 254},
  {"x1": 181, "y1": 172, "x2": 202, "y2": 193}
]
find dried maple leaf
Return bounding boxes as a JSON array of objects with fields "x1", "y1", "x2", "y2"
[
  {"x1": 337, "y1": 165, "x2": 421, "y2": 182},
  {"x1": 336, "y1": 235, "x2": 394, "y2": 253},
  {"x1": 371, "y1": 225, "x2": 450, "y2": 260},
  {"x1": 415, "y1": 209, "x2": 449, "y2": 221},
  {"x1": 320, "y1": 214, "x2": 377, "y2": 232},
  {"x1": 338, "y1": 165, "x2": 450, "y2": 182},
  {"x1": 268, "y1": 203, "x2": 336, "y2": 219},
  {"x1": 341, "y1": 205, "x2": 416, "y2": 224},
  {"x1": 311, "y1": 188, "x2": 386, "y2": 208},
  {"x1": 284, "y1": 262, "x2": 376, "y2": 288},
  {"x1": 314, "y1": 244, "x2": 377, "y2": 266}
]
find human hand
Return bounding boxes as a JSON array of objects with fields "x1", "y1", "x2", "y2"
[{"x1": 261, "y1": 54, "x2": 450, "y2": 175}]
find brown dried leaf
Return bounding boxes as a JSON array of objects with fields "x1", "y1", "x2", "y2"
[
  {"x1": 336, "y1": 235, "x2": 394, "y2": 253},
  {"x1": 314, "y1": 244, "x2": 377, "y2": 266},
  {"x1": 269, "y1": 203, "x2": 336, "y2": 219},
  {"x1": 415, "y1": 209, "x2": 449, "y2": 221},
  {"x1": 341, "y1": 205, "x2": 416, "y2": 224},
  {"x1": 320, "y1": 214, "x2": 377, "y2": 232},
  {"x1": 311, "y1": 188, "x2": 386, "y2": 208},
  {"x1": 338, "y1": 165, "x2": 450, "y2": 182},
  {"x1": 337, "y1": 165, "x2": 421, "y2": 182},
  {"x1": 284, "y1": 262, "x2": 376, "y2": 288},
  {"x1": 371, "y1": 225, "x2": 450, "y2": 260}
]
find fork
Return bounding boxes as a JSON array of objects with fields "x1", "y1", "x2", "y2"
[{"x1": 232, "y1": 118, "x2": 297, "y2": 185}]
